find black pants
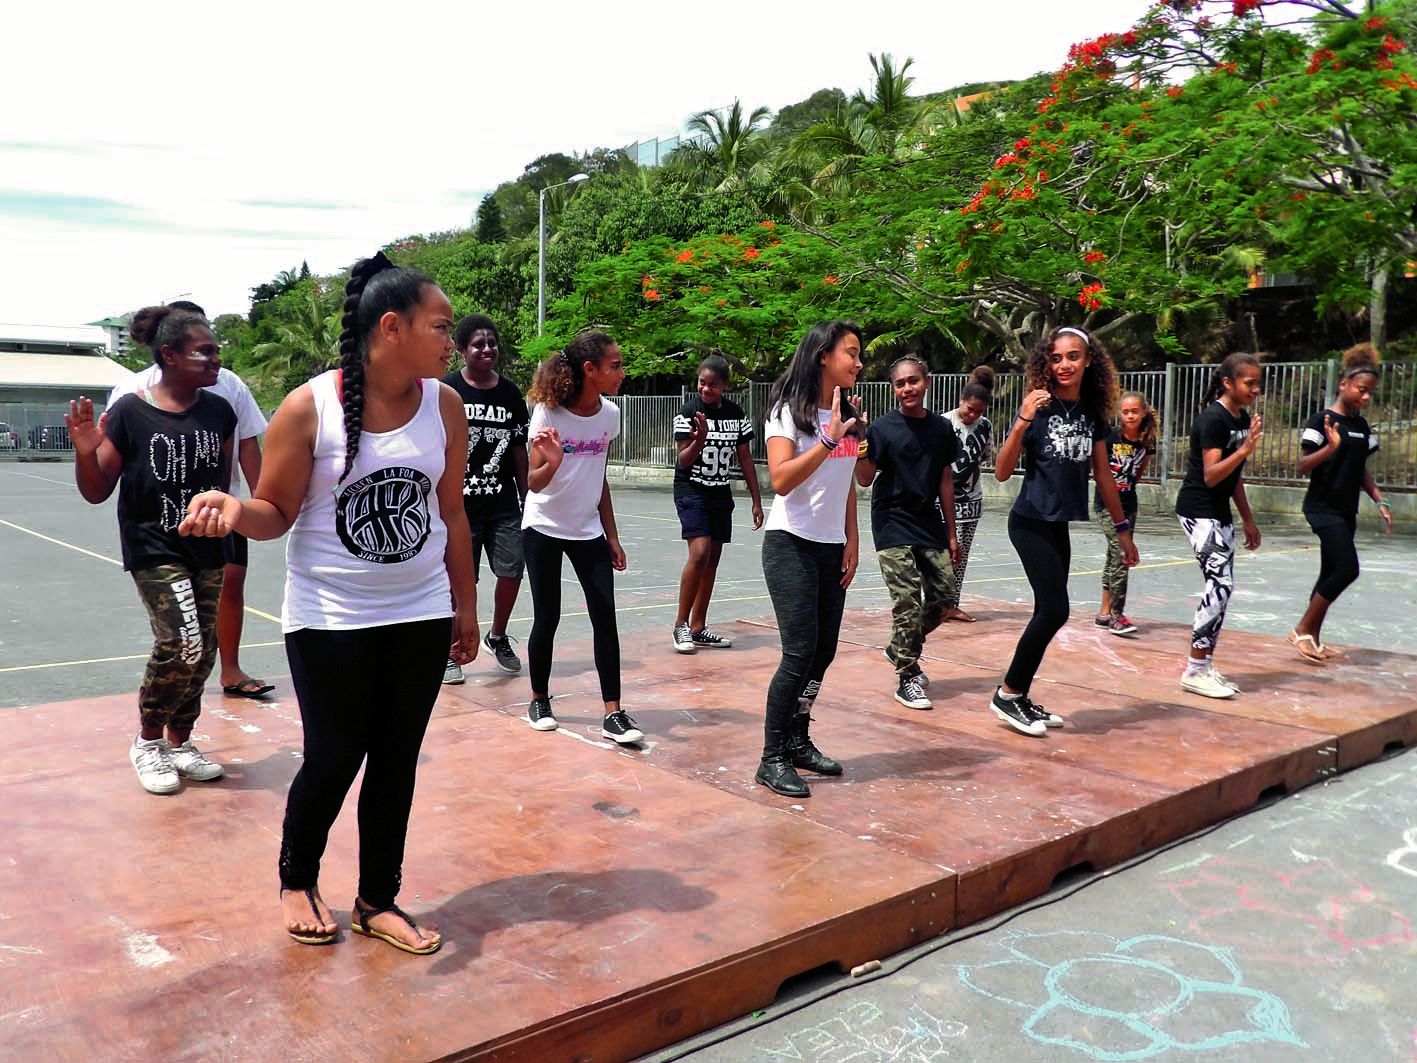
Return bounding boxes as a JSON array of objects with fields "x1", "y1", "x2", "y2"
[
  {"x1": 1004, "y1": 511, "x2": 1072, "y2": 694},
  {"x1": 1310, "y1": 515, "x2": 1359, "y2": 602},
  {"x1": 523, "y1": 527, "x2": 621, "y2": 702},
  {"x1": 762, "y1": 530, "x2": 846, "y2": 755},
  {"x1": 278, "y1": 617, "x2": 449, "y2": 909}
]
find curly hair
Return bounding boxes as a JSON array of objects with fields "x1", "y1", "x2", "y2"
[
  {"x1": 1118, "y1": 390, "x2": 1159, "y2": 451},
  {"x1": 1026, "y1": 326, "x2": 1118, "y2": 425},
  {"x1": 454, "y1": 313, "x2": 500, "y2": 351},
  {"x1": 1341, "y1": 342, "x2": 1381, "y2": 381},
  {"x1": 528, "y1": 330, "x2": 619, "y2": 408}
]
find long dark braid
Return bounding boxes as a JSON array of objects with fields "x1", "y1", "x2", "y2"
[{"x1": 335, "y1": 251, "x2": 433, "y2": 482}]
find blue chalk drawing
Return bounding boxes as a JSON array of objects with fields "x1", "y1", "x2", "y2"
[{"x1": 955, "y1": 930, "x2": 1305, "y2": 1061}]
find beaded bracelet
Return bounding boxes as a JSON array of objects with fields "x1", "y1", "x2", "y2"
[
  {"x1": 819, "y1": 430, "x2": 839, "y2": 451},
  {"x1": 1113, "y1": 518, "x2": 1132, "y2": 534}
]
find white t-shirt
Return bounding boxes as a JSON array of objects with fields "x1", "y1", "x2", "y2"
[
  {"x1": 521, "y1": 400, "x2": 620, "y2": 540},
  {"x1": 763, "y1": 404, "x2": 858, "y2": 544},
  {"x1": 108, "y1": 366, "x2": 268, "y2": 497}
]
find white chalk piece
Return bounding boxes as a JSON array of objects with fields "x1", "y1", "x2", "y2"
[{"x1": 850, "y1": 960, "x2": 882, "y2": 978}]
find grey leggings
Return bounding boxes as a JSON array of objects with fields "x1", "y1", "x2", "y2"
[{"x1": 762, "y1": 530, "x2": 846, "y2": 752}]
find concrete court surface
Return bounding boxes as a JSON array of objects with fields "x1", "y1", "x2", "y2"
[{"x1": 3, "y1": 464, "x2": 1417, "y2": 1063}]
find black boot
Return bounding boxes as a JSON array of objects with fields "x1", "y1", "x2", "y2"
[
  {"x1": 787, "y1": 713, "x2": 842, "y2": 776},
  {"x1": 755, "y1": 753, "x2": 810, "y2": 798}
]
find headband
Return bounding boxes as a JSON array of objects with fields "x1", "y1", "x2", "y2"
[
  {"x1": 1341, "y1": 363, "x2": 1379, "y2": 380},
  {"x1": 1055, "y1": 326, "x2": 1091, "y2": 343}
]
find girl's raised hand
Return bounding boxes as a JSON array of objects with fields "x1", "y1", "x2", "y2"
[
  {"x1": 1021, "y1": 389, "x2": 1052, "y2": 421},
  {"x1": 1242, "y1": 413, "x2": 1265, "y2": 455},
  {"x1": 1322, "y1": 414, "x2": 1343, "y2": 450},
  {"x1": 530, "y1": 425, "x2": 564, "y2": 464},
  {"x1": 826, "y1": 387, "x2": 859, "y2": 442},
  {"x1": 65, "y1": 397, "x2": 107, "y2": 457}
]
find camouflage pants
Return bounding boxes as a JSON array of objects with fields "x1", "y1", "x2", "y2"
[
  {"x1": 1095, "y1": 509, "x2": 1135, "y2": 615},
  {"x1": 878, "y1": 545, "x2": 956, "y2": 674},
  {"x1": 132, "y1": 563, "x2": 224, "y2": 733}
]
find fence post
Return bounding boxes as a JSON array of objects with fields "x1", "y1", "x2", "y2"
[
  {"x1": 1324, "y1": 358, "x2": 1337, "y2": 407},
  {"x1": 1160, "y1": 361, "x2": 1177, "y2": 495}
]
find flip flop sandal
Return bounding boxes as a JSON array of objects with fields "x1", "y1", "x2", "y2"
[
  {"x1": 1287, "y1": 630, "x2": 1325, "y2": 663},
  {"x1": 282, "y1": 888, "x2": 337, "y2": 945},
  {"x1": 352, "y1": 899, "x2": 442, "y2": 955},
  {"x1": 223, "y1": 679, "x2": 275, "y2": 699}
]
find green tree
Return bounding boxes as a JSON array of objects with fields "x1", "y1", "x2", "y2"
[
  {"x1": 676, "y1": 99, "x2": 774, "y2": 191},
  {"x1": 476, "y1": 193, "x2": 506, "y2": 244}
]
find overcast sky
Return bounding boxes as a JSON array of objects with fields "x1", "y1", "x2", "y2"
[{"x1": 1, "y1": 0, "x2": 1151, "y2": 325}]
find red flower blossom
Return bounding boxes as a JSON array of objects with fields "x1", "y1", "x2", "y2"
[
  {"x1": 644, "y1": 289, "x2": 662, "y2": 301},
  {"x1": 1232, "y1": 0, "x2": 1262, "y2": 16},
  {"x1": 994, "y1": 153, "x2": 1021, "y2": 168},
  {"x1": 1078, "y1": 282, "x2": 1107, "y2": 312},
  {"x1": 1366, "y1": 17, "x2": 1387, "y2": 30},
  {"x1": 824, "y1": 275, "x2": 838, "y2": 285},
  {"x1": 1166, "y1": 85, "x2": 1184, "y2": 98},
  {"x1": 742, "y1": 247, "x2": 761, "y2": 261},
  {"x1": 1381, "y1": 34, "x2": 1406, "y2": 55},
  {"x1": 699, "y1": 285, "x2": 710, "y2": 292},
  {"x1": 1014, "y1": 137, "x2": 1031, "y2": 151},
  {"x1": 641, "y1": 275, "x2": 652, "y2": 287},
  {"x1": 1084, "y1": 250, "x2": 1108, "y2": 264},
  {"x1": 676, "y1": 248, "x2": 694, "y2": 263},
  {"x1": 759, "y1": 220, "x2": 776, "y2": 230}
]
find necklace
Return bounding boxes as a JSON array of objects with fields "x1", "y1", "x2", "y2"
[{"x1": 1054, "y1": 395, "x2": 1079, "y2": 419}]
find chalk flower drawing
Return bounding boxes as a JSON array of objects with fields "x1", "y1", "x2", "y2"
[{"x1": 955, "y1": 930, "x2": 1304, "y2": 1061}]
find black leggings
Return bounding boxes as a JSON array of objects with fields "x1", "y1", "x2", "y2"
[
  {"x1": 762, "y1": 530, "x2": 846, "y2": 753},
  {"x1": 279, "y1": 616, "x2": 450, "y2": 909},
  {"x1": 1004, "y1": 511, "x2": 1072, "y2": 694},
  {"x1": 1310, "y1": 516, "x2": 1360, "y2": 603},
  {"x1": 523, "y1": 527, "x2": 621, "y2": 702}
]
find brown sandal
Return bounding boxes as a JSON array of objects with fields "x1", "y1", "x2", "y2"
[{"x1": 351, "y1": 898, "x2": 442, "y2": 955}]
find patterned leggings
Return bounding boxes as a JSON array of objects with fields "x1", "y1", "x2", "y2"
[
  {"x1": 943, "y1": 520, "x2": 979, "y2": 610},
  {"x1": 1096, "y1": 509, "x2": 1136, "y2": 615},
  {"x1": 1178, "y1": 517, "x2": 1235, "y2": 653}
]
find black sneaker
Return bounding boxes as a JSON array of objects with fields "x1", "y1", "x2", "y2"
[
  {"x1": 527, "y1": 696, "x2": 557, "y2": 731},
  {"x1": 672, "y1": 623, "x2": 697, "y2": 654},
  {"x1": 690, "y1": 627, "x2": 733, "y2": 649},
  {"x1": 894, "y1": 675, "x2": 933, "y2": 710},
  {"x1": 884, "y1": 647, "x2": 930, "y2": 687},
  {"x1": 601, "y1": 710, "x2": 645, "y2": 745},
  {"x1": 484, "y1": 632, "x2": 521, "y2": 674},
  {"x1": 990, "y1": 687, "x2": 1046, "y2": 736},
  {"x1": 1020, "y1": 694, "x2": 1063, "y2": 728}
]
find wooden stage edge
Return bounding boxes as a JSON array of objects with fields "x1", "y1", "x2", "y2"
[{"x1": 4, "y1": 599, "x2": 1416, "y2": 1063}]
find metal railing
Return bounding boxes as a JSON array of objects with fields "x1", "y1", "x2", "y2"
[{"x1": 0, "y1": 402, "x2": 80, "y2": 459}]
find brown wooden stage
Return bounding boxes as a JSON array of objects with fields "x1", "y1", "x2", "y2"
[{"x1": 4, "y1": 600, "x2": 1415, "y2": 1062}]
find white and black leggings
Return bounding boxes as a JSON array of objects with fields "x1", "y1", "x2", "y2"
[
  {"x1": 1179, "y1": 517, "x2": 1235, "y2": 653},
  {"x1": 523, "y1": 527, "x2": 621, "y2": 702}
]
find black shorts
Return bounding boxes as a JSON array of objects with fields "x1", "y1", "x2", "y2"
[
  {"x1": 221, "y1": 531, "x2": 249, "y2": 567},
  {"x1": 675, "y1": 491, "x2": 734, "y2": 543},
  {"x1": 469, "y1": 508, "x2": 525, "y2": 580}
]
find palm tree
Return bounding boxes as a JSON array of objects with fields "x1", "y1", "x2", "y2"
[
  {"x1": 677, "y1": 99, "x2": 773, "y2": 192},
  {"x1": 249, "y1": 285, "x2": 341, "y2": 395}
]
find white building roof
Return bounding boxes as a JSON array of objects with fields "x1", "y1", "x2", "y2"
[
  {"x1": 0, "y1": 323, "x2": 111, "y2": 351},
  {"x1": 0, "y1": 351, "x2": 136, "y2": 392}
]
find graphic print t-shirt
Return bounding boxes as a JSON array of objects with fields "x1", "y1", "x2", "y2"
[
  {"x1": 1093, "y1": 428, "x2": 1154, "y2": 518},
  {"x1": 1011, "y1": 402, "x2": 1107, "y2": 523},
  {"x1": 672, "y1": 396, "x2": 754, "y2": 498},
  {"x1": 441, "y1": 371, "x2": 529, "y2": 518},
  {"x1": 945, "y1": 410, "x2": 991, "y2": 523},
  {"x1": 1301, "y1": 408, "x2": 1378, "y2": 524},
  {"x1": 762, "y1": 404, "x2": 859, "y2": 544},
  {"x1": 865, "y1": 410, "x2": 957, "y2": 551},
  {"x1": 521, "y1": 400, "x2": 620, "y2": 540},
  {"x1": 105, "y1": 392, "x2": 236, "y2": 572},
  {"x1": 1174, "y1": 402, "x2": 1251, "y2": 524}
]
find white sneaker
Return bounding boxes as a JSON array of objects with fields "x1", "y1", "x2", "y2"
[
  {"x1": 1209, "y1": 666, "x2": 1241, "y2": 693},
  {"x1": 130, "y1": 737, "x2": 180, "y2": 794},
  {"x1": 1180, "y1": 669, "x2": 1236, "y2": 699},
  {"x1": 169, "y1": 740, "x2": 224, "y2": 781}
]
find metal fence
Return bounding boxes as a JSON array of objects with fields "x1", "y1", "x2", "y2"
[{"x1": 7, "y1": 360, "x2": 1416, "y2": 490}]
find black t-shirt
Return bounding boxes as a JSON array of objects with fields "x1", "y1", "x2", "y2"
[
  {"x1": 441, "y1": 371, "x2": 529, "y2": 517},
  {"x1": 1011, "y1": 402, "x2": 1107, "y2": 523},
  {"x1": 105, "y1": 392, "x2": 237, "y2": 572},
  {"x1": 1093, "y1": 428, "x2": 1154, "y2": 518},
  {"x1": 865, "y1": 409, "x2": 958, "y2": 550},
  {"x1": 1301, "y1": 408, "x2": 1378, "y2": 525},
  {"x1": 672, "y1": 396, "x2": 754, "y2": 499},
  {"x1": 1175, "y1": 402, "x2": 1251, "y2": 524}
]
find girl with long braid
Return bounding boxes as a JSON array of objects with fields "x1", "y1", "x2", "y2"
[
  {"x1": 989, "y1": 326, "x2": 1137, "y2": 736},
  {"x1": 1288, "y1": 343, "x2": 1390, "y2": 661},
  {"x1": 1174, "y1": 352, "x2": 1264, "y2": 698},
  {"x1": 521, "y1": 331, "x2": 640, "y2": 744},
  {"x1": 181, "y1": 253, "x2": 479, "y2": 954}
]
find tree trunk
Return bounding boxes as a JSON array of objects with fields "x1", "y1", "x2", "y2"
[{"x1": 1370, "y1": 265, "x2": 1389, "y2": 352}]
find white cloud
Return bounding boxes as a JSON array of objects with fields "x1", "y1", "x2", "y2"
[{"x1": 1, "y1": 0, "x2": 1151, "y2": 323}]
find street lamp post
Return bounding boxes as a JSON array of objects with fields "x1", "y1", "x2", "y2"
[{"x1": 537, "y1": 173, "x2": 589, "y2": 335}]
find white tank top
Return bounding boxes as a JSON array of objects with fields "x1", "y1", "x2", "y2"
[{"x1": 282, "y1": 370, "x2": 452, "y2": 633}]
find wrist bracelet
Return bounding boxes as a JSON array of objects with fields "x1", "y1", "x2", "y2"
[
  {"x1": 1018, "y1": 416, "x2": 1033, "y2": 423},
  {"x1": 819, "y1": 431, "x2": 839, "y2": 451},
  {"x1": 1113, "y1": 518, "x2": 1132, "y2": 534},
  {"x1": 1377, "y1": 499, "x2": 1390, "y2": 510}
]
